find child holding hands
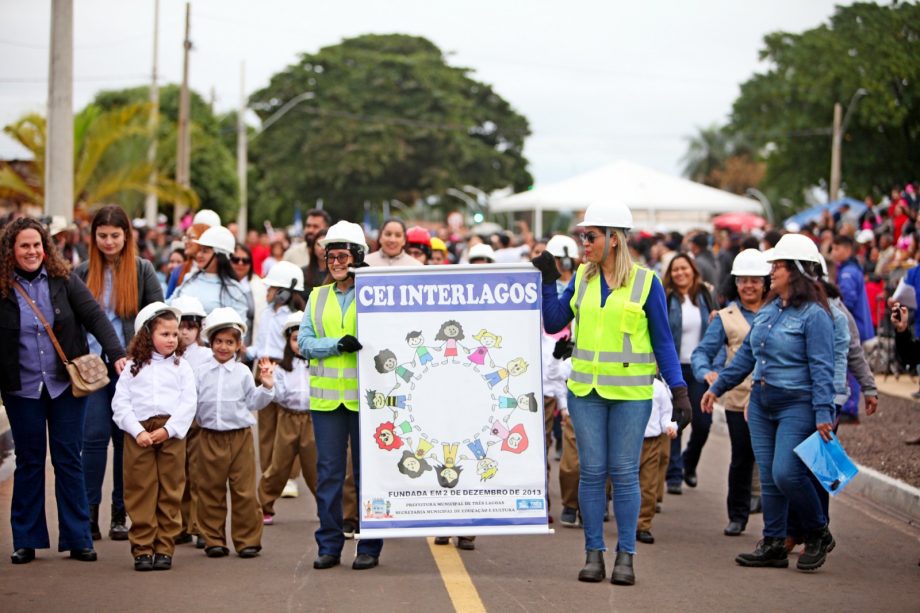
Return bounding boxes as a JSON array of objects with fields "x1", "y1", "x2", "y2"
[
  {"x1": 194, "y1": 307, "x2": 276, "y2": 558},
  {"x1": 112, "y1": 302, "x2": 197, "y2": 571},
  {"x1": 636, "y1": 377, "x2": 677, "y2": 545}
]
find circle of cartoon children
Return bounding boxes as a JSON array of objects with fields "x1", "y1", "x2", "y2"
[{"x1": 4, "y1": 186, "x2": 909, "y2": 579}]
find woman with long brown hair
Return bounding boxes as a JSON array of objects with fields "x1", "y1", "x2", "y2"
[
  {"x1": 76, "y1": 205, "x2": 163, "y2": 543},
  {"x1": 661, "y1": 253, "x2": 716, "y2": 496},
  {"x1": 0, "y1": 217, "x2": 125, "y2": 564}
]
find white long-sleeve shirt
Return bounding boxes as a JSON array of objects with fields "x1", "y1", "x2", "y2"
[
  {"x1": 645, "y1": 379, "x2": 674, "y2": 438},
  {"x1": 273, "y1": 357, "x2": 310, "y2": 412},
  {"x1": 183, "y1": 342, "x2": 212, "y2": 372},
  {"x1": 251, "y1": 304, "x2": 290, "y2": 360},
  {"x1": 112, "y1": 353, "x2": 197, "y2": 440},
  {"x1": 194, "y1": 357, "x2": 274, "y2": 430}
]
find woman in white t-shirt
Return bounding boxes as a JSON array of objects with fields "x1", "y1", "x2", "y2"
[{"x1": 662, "y1": 254, "x2": 716, "y2": 495}]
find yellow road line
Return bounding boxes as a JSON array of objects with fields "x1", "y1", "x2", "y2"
[{"x1": 427, "y1": 537, "x2": 487, "y2": 613}]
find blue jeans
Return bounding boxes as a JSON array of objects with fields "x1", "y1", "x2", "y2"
[
  {"x1": 747, "y1": 384, "x2": 826, "y2": 539},
  {"x1": 3, "y1": 387, "x2": 92, "y2": 551},
  {"x1": 311, "y1": 405, "x2": 382, "y2": 558},
  {"x1": 568, "y1": 390, "x2": 651, "y2": 554},
  {"x1": 82, "y1": 366, "x2": 124, "y2": 510}
]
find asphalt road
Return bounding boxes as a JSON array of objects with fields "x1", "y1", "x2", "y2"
[{"x1": 1, "y1": 426, "x2": 918, "y2": 612}]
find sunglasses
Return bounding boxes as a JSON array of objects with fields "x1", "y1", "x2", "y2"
[
  {"x1": 230, "y1": 256, "x2": 251, "y2": 265},
  {"x1": 578, "y1": 231, "x2": 601, "y2": 244},
  {"x1": 326, "y1": 253, "x2": 352, "y2": 264}
]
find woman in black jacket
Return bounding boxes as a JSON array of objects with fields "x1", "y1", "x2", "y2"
[
  {"x1": 0, "y1": 217, "x2": 125, "y2": 565},
  {"x1": 75, "y1": 205, "x2": 162, "y2": 542}
]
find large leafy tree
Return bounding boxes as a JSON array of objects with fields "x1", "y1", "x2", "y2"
[
  {"x1": 729, "y1": 2, "x2": 920, "y2": 205},
  {"x1": 682, "y1": 123, "x2": 763, "y2": 195},
  {"x1": 248, "y1": 34, "x2": 533, "y2": 223}
]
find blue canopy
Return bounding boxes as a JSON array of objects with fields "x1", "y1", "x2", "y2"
[{"x1": 783, "y1": 198, "x2": 866, "y2": 229}]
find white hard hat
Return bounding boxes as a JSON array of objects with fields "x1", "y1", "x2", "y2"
[
  {"x1": 319, "y1": 221, "x2": 368, "y2": 256},
  {"x1": 202, "y1": 306, "x2": 247, "y2": 340},
  {"x1": 135, "y1": 301, "x2": 182, "y2": 334},
  {"x1": 856, "y1": 229, "x2": 875, "y2": 244},
  {"x1": 765, "y1": 233, "x2": 822, "y2": 264},
  {"x1": 192, "y1": 209, "x2": 221, "y2": 228},
  {"x1": 784, "y1": 221, "x2": 801, "y2": 233},
  {"x1": 468, "y1": 243, "x2": 495, "y2": 262},
  {"x1": 48, "y1": 215, "x2": 72, "y2": 236},
  {"x1": 545, "y1": 235, "x2": 580, "y2": 260},
  {"x1": 282, "y1": 310, "x2": 304, "y2": 336},
  {"x1": 194, "y1": 226, "x2": 236, "y2": 256},
  {"x1": 731, "y1": 249, "x2": 771, "y2": 276},
  {"x1": 170, "y1": 295, "x2": 206, "y2": 319},
  {"x1": 577, "y1": 199, "x2": 633, "y2": 230},
  {"x1": 264, "y1": 260, "x2": 305, "y2": 291}
]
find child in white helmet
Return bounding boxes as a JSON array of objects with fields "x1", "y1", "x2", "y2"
[
  {"x1": 258, "y1": 311, "x2": 318, "y2": 523},
  {"x1": 193, "y1": 308, "x2": 275, "y2": 559},
  {"x1": 112, "y1": 302, "x2": 197, "y2": 572}
]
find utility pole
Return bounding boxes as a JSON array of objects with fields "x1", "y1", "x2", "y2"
[
  {"x1": 144, "y1": 0, "x2": 160, "y2": 227},
  {"x1": 175, "y1": 1, "x2": 192, "y2": 225},
  {"x1": 236, "y1": 62, "x2": 247, "y2": 242},
  {"x1": 45, "y1": 0, "x2": 74, "y2": 220},
  {"x1": 829, "y1": 102, "x2": 842, "y2": 203}
]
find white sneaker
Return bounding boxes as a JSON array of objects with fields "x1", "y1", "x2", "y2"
[{"x1": 281, "y1": 479, "x2": 299, "y2": 498}]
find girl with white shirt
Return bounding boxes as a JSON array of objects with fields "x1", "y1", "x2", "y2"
[
  {"x1": 662, "y1": 254, "x2": 716, "y2": 495},
  {"x1": 194, "y1": 308, "x2": 275, "y2": 559},
  {"x1": 636, "y1": 378, "x2": 678, "y2": 545},
  {"x1": 258, "y1": 311, "x2": 318, "y2": 523},
  {"x1": 112, "y1": 302, "x2": 197, "y2": 572}
]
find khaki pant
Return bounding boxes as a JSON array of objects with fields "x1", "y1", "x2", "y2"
[
  {"x1": 180, "y1": 422, "x2": 200, "y2": 535},
  {"x1": 639, "y1": 434, "x2": 670, "y2": 531},
  {"x1": 258, "y1": 402, "x2": 302, "y2": 479},
  {"x1": 259, "y1": 409, "x2": 318, "y2": 516},
  {"x1": 123, "y1": 416, "x2": 186, "y2": 557},
  {"x1": 656, "y1": 433, "x2": 672, "y2": 503},
  {"x1": 559, "y1": 414, "x2": 580, "y2": 510},
  {"x1": 196, "y1": 427, "x2": 263, "y2": 552}
]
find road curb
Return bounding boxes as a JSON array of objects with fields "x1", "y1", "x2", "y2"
[{"x1": 711, "y1": 404, "x2": 920, "y2": 524}]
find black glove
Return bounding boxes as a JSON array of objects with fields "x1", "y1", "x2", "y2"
[
  {"x1": 552, "y1": 337, "x2": 574, "y2": 360},
  {"x1": 670, "y1": 385, "x2": 692, "y2": 432},
  {"x1": 337, "y1": 335, "x2": 363, "y2": 353},
  {"x1": 531, "y1": 250, "x2": 560, "y2": 285}
]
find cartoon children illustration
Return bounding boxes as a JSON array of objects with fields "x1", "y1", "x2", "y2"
[
  {"x1": 501, "y1": 424, "x2": 529, "y2": 454},
  {"x1": 468, "y1": 329, "x2": 501, "y2": 368},
  {"x1": 406, "y1": 331, "x2": 436, "y2": 368},
  {"x1": 435, "y1": 320, "x2": 469, "y2": 363},
  {"x1": 462, "y1": 439, "x2": 499, "y2": 482},
  {"x1": 373, "y1": 421, "x2": 410, "y2": 451},
  {"x1": 498, "y1": 392, "x2": 539, "y2": 423},
  {"x1": 365, "y1": 500, "x2": 373, "y2": 517},
  {"x1": 483, "y1": 357, "x2": 529, "y2": 394},
  {"x1": 373, "y1": 348, "x2": 415, "y2": 394},
  {"x1": 434, "y1": 463, "x2": 463, "y2": 488},
  {"x1": 366, "y1": 389, "x2": 408, "y2": 419},
  {"x1": 396, "y1": 449, "x2": 432, "y2": 479}
]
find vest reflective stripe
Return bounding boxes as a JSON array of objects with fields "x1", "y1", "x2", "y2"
[
  {"x1": 308, "y1": 283, "x2": 359, "y2": 412},
  {"x1": 567, "y1": 263, "x2": 657, "y2": 401},
  {"x1": 309, "y1": 364, "x2": 359, "y2": 379}
]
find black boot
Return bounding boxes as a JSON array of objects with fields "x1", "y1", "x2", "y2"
[
  {"x1": 89, "y1": 504, "x2": 102, "y2": 541},
  {"x1": 577, "y1": 550, "x2": 605, "y2": 583},
  {"x1": 110, "y1": 505, "x2": 129, "y2": 541},
  {"x1": 797, "y1": 525, "x2": 835, "y2": 572},
  {"x1": 611, "y1": 551, "x2": 635, "y2": 585},
  {"x1": 735, "y1": 537, "x2": 789, "y2": 568}
]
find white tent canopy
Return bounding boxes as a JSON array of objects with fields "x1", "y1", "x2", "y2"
[{"x1": 490, "y1": 160, "x2": 763, "y2": 236}]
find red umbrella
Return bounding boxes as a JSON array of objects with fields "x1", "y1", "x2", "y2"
[{"x1": 712, "y1": 212, "x2": 766, "y2": 233}]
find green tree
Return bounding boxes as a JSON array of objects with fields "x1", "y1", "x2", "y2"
[
  {"x1": 93, "y1": 85, "x2": 238, "y2": 221},
  {"x1": 729, "y1": 2, "x2": 920, "y2": 206},
  {"x1": 248, "y1": 34, "x2": 533, "y2": 223},
  {"x1": 682, "y1": 123, "x2": 762, "y2": 194},
  {"x1": 0, "y1": 103, "x2": 197, "y2": 213}
]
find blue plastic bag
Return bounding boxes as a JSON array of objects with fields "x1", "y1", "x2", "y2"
[{"x1": 793, "y1": 431, "x2": 859, "y2": 496}]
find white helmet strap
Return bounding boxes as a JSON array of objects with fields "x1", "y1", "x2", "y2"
[
  {"x1": 601, "y1": 227, "x2": 612, "y2": 262},
  {"x1": 792, "y1": 259, "x2": 816, "y2": 281}
]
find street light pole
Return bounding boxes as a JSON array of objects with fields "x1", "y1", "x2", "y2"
[
  {"x1": 45, "y1": 0, "x2": 74, "y2": 221},
  {"x1": 829, "y1": 88, "x2": 868, "y2": 202}
]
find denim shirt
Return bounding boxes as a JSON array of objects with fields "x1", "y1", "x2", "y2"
[
  {"x1": 690, "y1": 301, "x2": 754, "y2": 383},
  {"x1": 298, "y1": 284, "x2": 356, "y2": 359},
  {"x1": 11, "y1": 269, "x2": 71, "y2": 399},
  {"x1": 709, "y1": 297, "x2": 835, "y2": 425}
]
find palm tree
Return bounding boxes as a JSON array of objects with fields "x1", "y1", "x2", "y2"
[
  {"x1": 0, "y1": 102, "x2": 197, "y2": 213},
  {"x1": 681, "y1": 124, "x2": 731, "y2": 186}
]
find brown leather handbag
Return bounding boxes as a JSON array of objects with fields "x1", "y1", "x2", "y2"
[{"x1": 13, "y1": 282, "x2": 110, "y2": 397}]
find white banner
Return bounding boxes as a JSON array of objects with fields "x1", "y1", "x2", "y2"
[{"x1": 355, "y1": 264, "x2": 550, "y2": 539}]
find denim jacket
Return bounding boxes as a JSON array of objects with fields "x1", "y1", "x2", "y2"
[
  {"x1": 690, "y1": 301, "x2": 755, "y2": 383},
  {"x1": 709, "y1": 297, "x2": 835, "y2": 425}
]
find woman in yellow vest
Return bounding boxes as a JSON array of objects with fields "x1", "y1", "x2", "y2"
[
  {"x1": 533, "y1": 200, "x2": 691, "y2": 586},
  {"x1": 297, "y1": 220, "x2": 383, "y2": 571},
  {"x1": 690, "y1": 249, "x2": 771, "y2": 537}
]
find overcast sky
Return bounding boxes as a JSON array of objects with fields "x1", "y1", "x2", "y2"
[{"x1": 0, "y1": 0, "x2": 855, "y2": 188}]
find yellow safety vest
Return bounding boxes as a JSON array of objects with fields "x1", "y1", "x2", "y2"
[
  {"x1": 308, "y1": 283, "x2": 359, "y2": 411},
  {"x1": 567, "y1": 263, "x2": 657, "y2": 400}
]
